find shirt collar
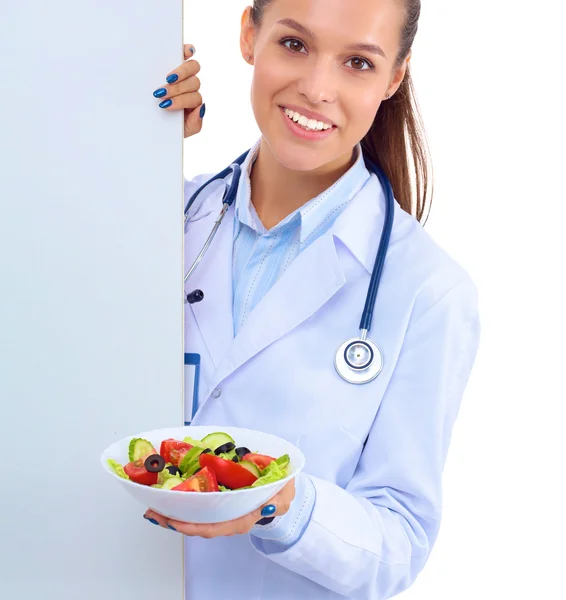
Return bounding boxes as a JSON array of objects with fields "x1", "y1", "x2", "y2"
[{"x1": 233, "y1": 138, "x2": 371, "y2": 244}]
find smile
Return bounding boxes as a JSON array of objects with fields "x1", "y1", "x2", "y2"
[{"x1": 282, "y1": 107, "x2": 334, "y2": 132}]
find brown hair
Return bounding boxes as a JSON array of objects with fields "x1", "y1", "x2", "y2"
[{"x1": 250, "y1": 0, "x2": 432, "y2": 224}]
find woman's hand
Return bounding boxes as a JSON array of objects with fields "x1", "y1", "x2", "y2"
[
  {"x1": 144, "y1": 479, "x2": 296, "y2": 538},
  {"x1": 153, "y1": 43, "x2": 204, "y2": 138}
]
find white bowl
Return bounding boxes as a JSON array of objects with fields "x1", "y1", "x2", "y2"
[{"x1": 100, "y1": 425, "x2": 305, "y2": 523}]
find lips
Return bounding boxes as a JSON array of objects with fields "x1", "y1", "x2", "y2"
[
  {"x1": 279, "y1": 106, "x2": 337, "y2": 141},
  {"x1": 279, "y1": 104, "x2": 337, "y2": 128}
]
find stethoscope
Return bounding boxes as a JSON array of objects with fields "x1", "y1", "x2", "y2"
[{"x1": 184, "y1": 148, "x2": 394, "y2": 385}]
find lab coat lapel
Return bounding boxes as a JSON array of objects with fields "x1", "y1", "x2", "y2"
[
  {"x1": 186, "y1": 205, "x2": 235, "y2": 368},
  {"x1": 208, "y1": 231, "x2": 346, "y2": 392}
]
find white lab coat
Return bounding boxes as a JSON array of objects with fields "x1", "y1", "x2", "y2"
[{"x1": 183, "y1": 166, "x2": 481, "y2": 600}]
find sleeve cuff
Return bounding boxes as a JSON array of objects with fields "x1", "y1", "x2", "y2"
[{"x1": 250, "y1": 472, "x2": 316, "y2": 548}]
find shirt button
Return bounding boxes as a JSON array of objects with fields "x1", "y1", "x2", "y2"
[{"x1": 211, "y1": 388, "x2": 222, "y2": 399}]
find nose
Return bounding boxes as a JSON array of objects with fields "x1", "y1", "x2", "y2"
[{"x1": 295, "y1": 57, "x2": 338, "y2": 105}]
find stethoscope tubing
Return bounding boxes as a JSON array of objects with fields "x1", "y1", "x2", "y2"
[{"x1": 183, "y1": 149, "x2": 394, "y2": 341}]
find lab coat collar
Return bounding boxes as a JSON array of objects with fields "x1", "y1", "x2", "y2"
[
  {"x1": 233, "y1": 138, "x2": 262, "y2": 232},
  {"x1": 331, "y1": 171, "x2": 390, "y2": 274}
]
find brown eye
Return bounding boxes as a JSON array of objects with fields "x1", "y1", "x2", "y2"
[
  {"x1": 346, "y1": 57, "x2": 373, "y2": 71},
  {"x1": 281, "y1": 38, "x2": 306, "y2": 53}
]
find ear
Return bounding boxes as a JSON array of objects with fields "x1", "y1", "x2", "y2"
[
  {"x1": 387, "y1": 50, "x2": 412, "y2": 97},
  {"x1": 240, "y1": 6, "x2": 256, "y2": 61}
]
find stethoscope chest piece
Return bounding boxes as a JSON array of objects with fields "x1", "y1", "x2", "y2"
[{"x1": 335, "y1": 337, "x2": 383, "y2": 385}]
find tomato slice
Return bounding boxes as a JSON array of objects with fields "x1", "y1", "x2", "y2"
[
  {"x1": 241, "y1": 453, "x2": 276, "y2": 471},
  {"x1": 124, "y1": 459, "x2": 158, "y2": 486},
  {"x1": 172, "y1": 466, "x2": 219, "y2": 492},
  {"x1": 199, "y1": 453, "x2": 258, "y2": 489},
  {"x1": 159, "y1": 439, "x2": 193, "y2": 466}
]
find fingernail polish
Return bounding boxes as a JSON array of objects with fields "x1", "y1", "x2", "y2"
[
  {"x1": 166, "y1": 73, "x2": 179, "y2": 84},
  {"x1": 261, "y1": 504, "x2": 276, "y2": 517},
  {"x1": 153, "y1": 88, "x2": 167, "y2": 98},
  {"x1": 144, "y1": 516, "x2": 159, "y2": 525},
  {"x1": 159, "y1": 99, "x2": 173, "y2": 109},
  {"x1": 189, "y1": 46, "x2": 195, "y2": 55},
  {"x1": 200, "y1": 104, "x2": 206, "y2": 119},
  {"x1": 167, "y1": 524, "x2": 177, "y2": 531}
]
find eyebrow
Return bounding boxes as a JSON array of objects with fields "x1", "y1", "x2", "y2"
[{"x1": 276, "y1": 18, "x2": 387, "y2": 59}]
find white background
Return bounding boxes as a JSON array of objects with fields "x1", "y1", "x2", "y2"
[{"x1": 184, "y1": 1, "x2": 566, "y2": 598}]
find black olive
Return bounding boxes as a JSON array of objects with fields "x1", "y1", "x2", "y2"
[
  {"x1": 144, "y1": 454, "x2": 165, "y2": 473},
  {"x1": 166, "y1": 465, "x2": 181, "y2": 477},
  {"x1": 214, "y1": 442, "x2": 236, "y2": 456},
  {"x1": 235, "y1": 446, "x2": 251, "y2": 459},
  {"x1": 201, "y1": 448, "x2": 212, "y2": 454},
  {"x1": 232, "y1": 455, "x2": 240, "y2": 463}
]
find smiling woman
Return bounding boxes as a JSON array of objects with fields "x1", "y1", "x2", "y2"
[
  {"x1": 155, "y1": 0, "x2": 481, "y2": 599},
  {"x1": 248, "y1": 0, "x2": 431, "y2": 222}
]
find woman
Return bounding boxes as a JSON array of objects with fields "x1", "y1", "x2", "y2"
[{"x1": 146, "y1": 1, "x2": 481, "y2": 598}]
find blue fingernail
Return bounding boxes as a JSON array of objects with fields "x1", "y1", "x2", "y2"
[
  {"x1": 167, "y1": 524, "x2": 177, "y2": 531},
  {"x1": 200, "y1": 104, "x2": 206, "y2": 119},
  {"x1": 261, "y1": 504, "x2": 276, "y2": 517},
  {"x1": 153, "y1": 88, "x2": 167, "y2": 98},
  {"x1": 189, "y1": 46, "x2": 195, "y2": 55},
  {"x1": 159, "y1": 99, "x2": 173, "y2": 109},
  {"x1": 166, "y1": 73, "x2": 179, "y2": 84},
  {"x1": 145, "y1": 517, "x2": 159, "y2": 525}
]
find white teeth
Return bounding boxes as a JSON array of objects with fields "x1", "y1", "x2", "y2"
[{"x1": 283, "y1": 108, "x2": 333, "y2": 131}]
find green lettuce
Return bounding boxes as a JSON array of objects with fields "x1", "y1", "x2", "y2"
[
  {"x1": 251, "y1": 460, "x2": 288, "y2": 488},
  {"x1": 107, "y1": 459, "x2": 129, "y2": 480}
]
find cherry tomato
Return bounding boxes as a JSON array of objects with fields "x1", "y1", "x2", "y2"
[
  {"x1": 242, "y1": 453, "x2": 276, "y2": 471},
  {"x1": 160, "y1": 439, "x2": 193, "y2": 466},
  {"x1": 199, "y1": 453, "x2": 258, "y2": 489},
  {"x1": 124, "y1": 459, "x2": 158, "y2": 486},
  {"x1": 172, "y1": 466, "x2": 219, "y2": 492}
]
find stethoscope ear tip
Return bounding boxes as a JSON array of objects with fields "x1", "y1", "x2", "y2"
[{"x1": 186, "y1": 289, "x2": 204, "y2": 304}]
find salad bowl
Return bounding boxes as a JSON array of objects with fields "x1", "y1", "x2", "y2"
[{"x1": 100, "y1": 425, "x2": 305, "y2": 523}]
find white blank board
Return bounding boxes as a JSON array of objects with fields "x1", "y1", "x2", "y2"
[{"x1": 0, "y1": 2, "x2": 185, "y2": 598}]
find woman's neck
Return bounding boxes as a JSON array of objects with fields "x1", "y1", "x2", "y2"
[{"x1": 250, "y1": 139, "x2": 357, "y2": 230}]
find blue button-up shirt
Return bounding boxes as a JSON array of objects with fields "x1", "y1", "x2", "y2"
[
  {"x1": 231, "y1": 138, "x2": 371, "y2": 547},
  {"x1": 232, "y1": 138, "x2": 371, "y2": 337}
]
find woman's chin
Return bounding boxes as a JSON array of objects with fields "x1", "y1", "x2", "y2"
[{"x1": 267, "y1": 140, "x2": 332, "y2": 173}]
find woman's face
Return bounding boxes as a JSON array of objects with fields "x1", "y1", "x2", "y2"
[{"x1": 241, "y1": 0, "x2": 408, "y2": 174}]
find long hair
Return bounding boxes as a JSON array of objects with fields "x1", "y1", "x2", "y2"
[{"x1": 251, "y1": 0, "x2": 432, "y2": 224}]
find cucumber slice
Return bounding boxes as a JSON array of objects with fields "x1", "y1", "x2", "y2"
[
  {"x1": 157, "y1": 464, "x2": 179, "y2": 485},
  {"x1": 179, "y1": 446, "x2": 205, "y2": 474},
  {"x1": 161, "y1": 477, "x2": 183, "y2": 490},
  {"x1": 200, "y1": 432, "x2": 235, "y2": 452},
  {"x1": 275, "y1": 454, "x2": 290, "y2": 471},
  {"x1": 179, "y1": 446, "x2": 209, "y2": 476},
  {"x1": 183, "y1": 436, "x2": 208, "y2": 449},
  {"x1": 239, "y1": 460, "x2": 261, "y2": 478},
  {"x1": 128, "y1": 438, "x2": 155, "y2": 462}
]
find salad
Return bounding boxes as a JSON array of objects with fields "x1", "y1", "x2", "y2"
[{"x1": 107, "y1": 431, "x2": 290, "y2": 493}]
